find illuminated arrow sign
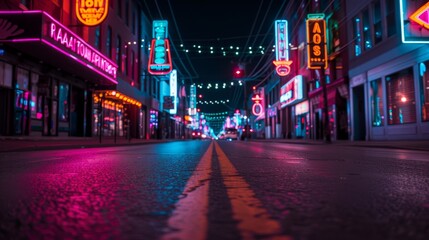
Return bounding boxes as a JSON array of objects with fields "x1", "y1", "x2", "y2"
[{"x1": 409, "y1": 2, "x2": 429, "y2": 30}]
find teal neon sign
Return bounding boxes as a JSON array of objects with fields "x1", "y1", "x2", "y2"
[{"x1": 148, "y1": 20, "x2": 172, "y2": 75}]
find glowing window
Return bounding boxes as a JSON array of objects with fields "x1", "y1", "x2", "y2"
[{"x1": 386, "y1": 68, "x2": 416, "y2": 125}]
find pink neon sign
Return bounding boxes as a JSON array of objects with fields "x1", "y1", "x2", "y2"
[
  {"x1": 47, "y1": 21, "x2": 117, "y2": 80},
  {"x1": 0, "y1": 11, "x2": 117, "y2": 84}
]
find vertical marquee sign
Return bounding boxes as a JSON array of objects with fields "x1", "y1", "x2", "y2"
[
  {"x1": 273, "y1": 20, "x2": 292, "y2": 76},
  {"x1": 76, "y1": 0, "x2": 109, "y2": 26},
  {"x1": 148, "y1": 20, "x2": 173, "y2": 75},
  {"x1": 251, "y1": 92, "x2": 264, "y2": 116},
  {"x1": 306, "y1": 14, "x2": 328, "y2": 69},
  {"x1": 169, "y1": 69, "x2": 177, "y2": 114}
]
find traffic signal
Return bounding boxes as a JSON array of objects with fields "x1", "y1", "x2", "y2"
[{"x1": 233, "y1": 66, "x2": 245, "y2": 79}]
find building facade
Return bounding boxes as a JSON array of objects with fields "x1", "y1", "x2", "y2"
[
  {"x1": 347, "y1": 0, "x2": 429, "y2": 140},
  {"x1": 260, "y1": 0, "x2": 429, "y2": 141},
  {"x1": 262, "y1": 0, "x2": 350, "y2": 141},
  {"x1": 0, "y1": 0, "x2": 172, "y2": 140}
]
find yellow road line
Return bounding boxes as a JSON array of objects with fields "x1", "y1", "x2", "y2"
[
  {"x1": 214, "y1": 141, "x2": 292, "y2": 240},
  {"x1": 162, "y1": 142, "x2": 213, "y2": 240}
]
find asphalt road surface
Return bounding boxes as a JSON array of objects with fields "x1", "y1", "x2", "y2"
[{"x1": 0, "y1": 140, "x2": 428, "y2": 239}]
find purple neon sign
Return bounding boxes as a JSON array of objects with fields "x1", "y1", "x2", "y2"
[{"x1": 0, "y1": 10, "x2": 117, "y2": 84}]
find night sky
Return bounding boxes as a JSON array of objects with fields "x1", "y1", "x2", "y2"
[{"x1": 142, "y1": 0, "x2": 286, "y2": 114}]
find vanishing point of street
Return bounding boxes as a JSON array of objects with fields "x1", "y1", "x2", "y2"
[{"x1": 0, "y1": 140, "x2": 428, "y2": 240}]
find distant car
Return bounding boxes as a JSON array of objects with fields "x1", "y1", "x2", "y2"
[
  {"x1": 192, "y1": 130, "x2": 202, "y2": 139},
  {"x1": 240, "y1": 125, "x2": 253, "y2": 140},
  {"x1": 224, "y1": 128, "x2": 238, "y2": 140}
]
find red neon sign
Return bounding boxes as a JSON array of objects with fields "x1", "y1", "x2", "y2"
[
  {"x1": 148, "y1": 39, "x2": 173, "y2": 75},
  {"x1": 273, "y1": 60, "x2": 292, "y2": 77}
]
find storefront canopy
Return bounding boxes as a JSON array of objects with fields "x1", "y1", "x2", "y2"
[{"x1": 0, "y1": 11, "x2": 118, "y2": 86}]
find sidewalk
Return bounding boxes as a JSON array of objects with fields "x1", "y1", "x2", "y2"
[
  {"x1": 0, "y1": 136, "x2": 170, "y2": 153},
  {"x1": 252, "y1": 138, "x2": 429, "y2": 152}
]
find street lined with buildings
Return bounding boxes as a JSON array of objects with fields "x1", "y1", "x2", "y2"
[{"x1": 0, "y1": 140, "x2": 428, "y2": 239}]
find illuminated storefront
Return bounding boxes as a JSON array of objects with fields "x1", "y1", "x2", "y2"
[
  {"x1": 0, "y1": 11, "x2": 117, "y2": 137},
  {"x1": 93, "y1": 91, "x2": 142, "y2": 138},
  {"x1": 348, "y1": 0, "x2": 429, "y2": 140}
]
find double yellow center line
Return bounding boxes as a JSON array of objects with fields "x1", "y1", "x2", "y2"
[{"x1": 162, "y1": 141, "x2": 291, "y2": 240}]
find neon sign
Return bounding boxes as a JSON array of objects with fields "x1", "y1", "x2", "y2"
[
  {"x1": 306, "y1": 14, "x2": 328, "y2": 69},
  {"x1": 169, "y1": 69, "x2": 177, "y2": 114},
  {"x1": 409, "y1": 2, "x2": 429, "y2": 30},
  {"x1": 400, "y1": 0, "x2": 429, "y2": 43},
  {"x1": 251, "y1": 94, "x2": 263, "y2": 116},
  {"x1": 148, "y1": 20, "x2": 173, "y2": 75},
  {"x1": 49, "y1": 22, "x2": 117, "y2": 79},
  {"x1": 76, "y1": 0, "x2": 109, "y2": 26},
  {"x1": 273, "y1": 20, "x2": 292, "y2": 76},
  {"x1": 0, "y1": 11, "x2": 117, "y2": 84},
  {"x1": 280, "y1": 75, "x2": 304, "y2": 108}
]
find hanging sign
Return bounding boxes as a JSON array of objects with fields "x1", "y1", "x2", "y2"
[
  {"x1": 273, "y1": 20, "x2": 292, "y2": 76},
  {"x1": 306, "y1": 14, "x2": 328, "y2": 69},
  {"x1": 148, "y1": 20, "x2": 173, "y2": 75},
  {"x1": 76, "y1": 0, "x2": 109, "y2": 26},
  {"x1": 169, "y1": 70, "x2": 177, "y2": 114},
  {"x1": 251, "y1": 93, "x2": 264, "y2": 116}
]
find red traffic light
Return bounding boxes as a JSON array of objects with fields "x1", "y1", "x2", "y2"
[{"x1": 233, "y1": 67, "x2": 244, "y2": 78}]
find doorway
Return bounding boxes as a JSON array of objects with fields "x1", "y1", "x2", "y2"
[{"x1": 352, "y1": 85, "x2": 366, "y2": 140}]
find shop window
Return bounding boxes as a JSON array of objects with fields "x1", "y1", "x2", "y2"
[
  {"x1": 0, "y1": 62, "x2": 13, "y2": 88},
  {"x1": 107, "y1": 26, "x2": 112, "y2": 58},
  {"x1": 116, "y1": 35, "x2": 122, "y2": 72},
  {"x1": 16, "y1": 67, "x2": 29, "y2": 90},
  {"x1": 385, "y1": 0, "x2": 396, "y2": 37},
  {"x1": 94, "y1": 26, "x2": 101, "y2": 51},
  {"x1": 30, "y1": 73, "x2": 38, "y2": 119},
  {"x1": 150, "y1": 109, "x2": 159, "y2": 138},
  {"x1": 420, "y1": 62, "x2": 429, "y2": 121},
  {"x1": 362, "y1": 9, "x2": 372, "y2": 50},
  {"x1": 370, "y1": 78, "x2": 384, "y2": 126},
  {"x1": 373, "y1": 0, "x2": 382, "y2": 45},
  {"x1": 59, "y1": 83, "x2": 69, "y2": 122},
  {"x1": 386, "y1": 68, "x2": 416, "y2": 125},
  {"x1": 353, "y1": 15, "x2": 362, "y2": 56}
]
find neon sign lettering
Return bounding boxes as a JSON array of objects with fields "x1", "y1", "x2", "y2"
[
  {"x1": 306, "y1": 14, "x2": 328, "y2": 69},
  {"x1": 49, "y1": 23, "x2": 117, "y2": 79},
  {"x1": 76, "y1": 0, "x2": 109, "y2": 26},
  {"x1": 280, "y1": 75, "x2": 304, "y2": 108},
  {"x1": 273, "y1": 20, "x2": 292, "y2": 76}
]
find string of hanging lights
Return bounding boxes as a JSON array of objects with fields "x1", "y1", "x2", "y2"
[
  {"x1": 196, "y1": 80, "x2": 245, "y2": 89},
  {"x1": 203, "y1": 112, "x2": 229, "y2": 116},
  {"x1": 198, "y1": 99, "x2": 230, "y2": 105},
  {"x1": 173, "y1": 43, "x2": 276, "y2": 56}
]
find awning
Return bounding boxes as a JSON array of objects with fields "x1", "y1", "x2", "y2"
[{"x1": 0, "y1": 11, "x2": 118, "y2": 86}]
